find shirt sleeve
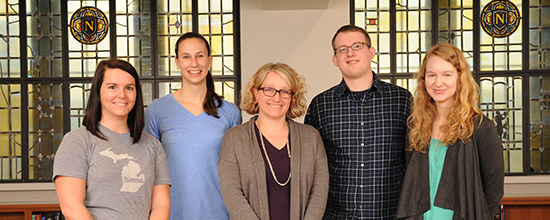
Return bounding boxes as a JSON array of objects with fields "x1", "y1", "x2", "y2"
[
  {"x1": 144, "y1": 102, "x2": 161, "y2": 141},
  {"x1": 477, "y1": 118, "x2": 505, "y2": 216},
  {"x1": 153, "y1": 138, "x2": 171, "y2": 186},
  {"x1": 230, "y1": 102, "x2": 242, "y2": 127},
  {"x1": 304, "y1": 97, "x2": 320, "y2": 130},
  {"x1": 53, "y1": 129, "x2": 90, "y2": 182}
]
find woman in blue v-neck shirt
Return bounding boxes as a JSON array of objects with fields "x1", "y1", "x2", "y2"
[{"x1": 144, "y1": 32, "x2": 241, "y2": 220}]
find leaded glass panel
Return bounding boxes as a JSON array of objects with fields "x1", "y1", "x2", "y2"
[
  {"x1": 356, "y1": 0, "x2": 391, "y2": 74},
  {"x1": 396, "y1": 78, "x2": 417, "y2": 92},
  {"x1": 480, "y1": 76, "x2": 523, "y2": 173},
  {"x1": 395, "y1": 1, "x2": 431, "y2": 74},
  {"x1": 115, "y1": 0, "x2": 152, "y2": 76},
  {"x1": 157, "y1": 0, "x2": 192, "y2": 76},
  {"x1": 158, "y1": 81, "x2": 181, "y2": 98},
  {"x1": 67, "y1": 0, "x2": 111, "y2": 77},
  {"x1": 529, "y1": 76, "x2": 550, "y2": 173},
  {"x1": 0, "y1": 0, "x2": 20, "y2": 78},
  {"x1": 28, "y1": 83, "x2": 63, "y2": 180},
  {"x1": 479, "y1": 0, "x2": 523, "y2": 72},
  {"x1": 69, "y1": 83, "x2": 91, "y2": 130},
  {"x1": 438, "y1": 0, "x2": 474, "y2": 68},
  {"x1": 0, "y1": 0, "x2": 238, "y2": 182},
  {"x1": 27, "y1": 0, "x2": 63, "y2": 78},
  {"x1": 529, "y1": 1, "x2": 550, "y2": 69},
  {"x1": 215, "y1": 80, "x2": 235, "y2": 103},
  {"x1": 0, "y1": 84, "x2": 22, "y2": 180},
  {"x1": 198, "y1": 0, "x2": 234, "y2": 76}
]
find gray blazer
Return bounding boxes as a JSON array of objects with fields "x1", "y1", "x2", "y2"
[
  {"x1": 218, "y1": 116, "x2": 329, "y2": 220},
  {"x1": 396, "y1": 116, "x2": 505, "y2": 219}
]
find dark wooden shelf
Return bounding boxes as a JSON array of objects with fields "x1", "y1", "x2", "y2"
[
  {"x1": 0, "y1": 204, "x2": 60, "y2": 220},
  {"x1": 501, "y1": 197, "x2": 550, "y2": 220}
]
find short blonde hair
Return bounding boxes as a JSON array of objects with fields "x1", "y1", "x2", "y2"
[{"x1": 240, "y1": 63, "x2": 307, "y2": 119}]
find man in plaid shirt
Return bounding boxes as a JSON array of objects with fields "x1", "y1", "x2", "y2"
[{"x1": 305, "y1": 25, "x2": 412, "y2": 220}]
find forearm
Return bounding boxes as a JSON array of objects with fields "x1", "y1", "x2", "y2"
[
  {"x1": 149, "y1": 184, "x2": 170, "y2": 220},
  {"x1": 218, "y1": 161, "x2": 260, "y2": 220},
  {"x1": 59, "y1": 204, "x2": 93, "y2": 220},
  {"x1": 55, "y1": 176, "x2": 93, "y2": 220},
  {"x1": 149, "y1": 206, "x2": 170, "y2": 220}
]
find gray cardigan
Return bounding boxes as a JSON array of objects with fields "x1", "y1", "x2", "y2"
[
  {"x1": 395, "y1": 116, "x2": 505, "y2": 219},
  {"x1": 218, "y1": 117, "x2": 329, "y2": 220}
]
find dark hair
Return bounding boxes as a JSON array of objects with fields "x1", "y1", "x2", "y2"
[
  {"x1": 82, "y1": 58, "x2": 145, "y2": 144},
  {"x1": 331, "y1": 24, "x2": 372, "y2": 52},
  {"x1": 175, "y1": 32, "x2": 223, "y2": 118}
]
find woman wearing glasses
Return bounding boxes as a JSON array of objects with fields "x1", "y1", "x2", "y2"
[{"x1": 218, "y1": 63, "x2": 329, "y2": 220}]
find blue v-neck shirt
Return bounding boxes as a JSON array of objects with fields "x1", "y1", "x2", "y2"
[{"x1": 145, "y1": 93, "x2": 241, "y2": 220}]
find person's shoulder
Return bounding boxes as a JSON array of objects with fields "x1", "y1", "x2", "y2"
[
  {"x1": 291, "y1": 120, "x2": 316, "y2": 132},
  {"x1": 217, "y1": 99, "x2": 242, "y2": 121},
  {"x1": 318, "y1": 84, "x2": 341, "y2": 96},
  {"x1": 65, "y1": 126, "x2": 91, "y2": 138},
  {"x1": 225, "y1": 120, "x2": 250, "y2": 136},
  {"x1": 378, "y1": 80, "x2": 411, "y2": 94},
  {"x1": 140, "y1": 131, "x2": 163, "y2": 146},
  {"x1": 310, "y1": 84, "x2": 342, "y2": 104},
  {"x1": 148, "y1": 94, "x2": 176, "y2": 109},
  {"x1": 476, "y1": 114, "x2": 496, "y2": 130},
  {"x1": 219, "y1": 99, "x2": 240, "y2": 112},
  {"x1": 60, "y1": 126, "x2": 95, "y2": 145}
]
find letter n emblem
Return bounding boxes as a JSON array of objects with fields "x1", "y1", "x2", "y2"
[
  {"x1": 493, "y1": 11, "x2": 508, "y2": 31},
  {"x1": 82, "y1": 16, "x2": 98, "y2": 39}
]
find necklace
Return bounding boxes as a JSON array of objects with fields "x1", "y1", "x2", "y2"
[{"x1": 257, "y1": 123, "x2": 291, "y2": 187}]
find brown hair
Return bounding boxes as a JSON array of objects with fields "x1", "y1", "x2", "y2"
[
  {"x1": 83, "y1": 58, "x2": 145, "y2": 144},
  {"x1": 331, "y1": 24, "x2": 372, "y2": 52},
  {"x1": 175, "y1": 32, "x2": 223, "y2": 118}
]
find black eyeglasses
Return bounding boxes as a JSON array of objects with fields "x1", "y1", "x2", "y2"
[
  {"x1": 258, "y1": 87, "x2": 293, "y2": 99},
  {"x1": 334, "y1": 42, "x2": 368, "y2": 54}
]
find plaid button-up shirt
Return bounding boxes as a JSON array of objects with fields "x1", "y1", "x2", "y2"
[{"x1": 305, "y1": 73, "x2": 412, "y2": 220}]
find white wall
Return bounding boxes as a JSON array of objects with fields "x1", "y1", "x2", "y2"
[{"x1": 240, "y1": 0, "x2": 348, "y2": 122}]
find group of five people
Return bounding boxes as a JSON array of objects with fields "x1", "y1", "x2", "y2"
[{"x1": 52, "y1": 24, "x2": 504, "y2": 220}]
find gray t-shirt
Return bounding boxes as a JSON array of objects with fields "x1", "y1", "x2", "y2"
[{"x1": 53, "y1": 125, "x2": 171, "y2": 219}]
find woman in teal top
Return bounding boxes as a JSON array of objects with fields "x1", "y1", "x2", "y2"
[
  {"x1": 423, "y1": 138, "x2": 453, "y2": 219},
  {"x1": 395, "y1": 43, "x2": 504, "y2": 219}
]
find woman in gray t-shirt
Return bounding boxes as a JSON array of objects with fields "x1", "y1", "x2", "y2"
[{"x1": 53, "y1": 59, "x2": 171, "y2": 220}]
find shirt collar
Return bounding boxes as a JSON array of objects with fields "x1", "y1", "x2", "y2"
[{"x1": 336, "y1": 71, "x2": 381, "y2": 96}]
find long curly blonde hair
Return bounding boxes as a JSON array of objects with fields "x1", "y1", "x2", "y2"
[
  {"x1": 408, "y1": 43, "x2": 483, "y2": 152},
  {"x1": 240, "y1": 62, "x2": 307, "y2": 119}
]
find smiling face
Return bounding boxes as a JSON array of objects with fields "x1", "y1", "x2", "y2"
[
  {"x1": 174, "y1": 37, "x2": 213, "y2": 85},
  {"x1": 424, "y1": 55, "x2": 459, "y2": 109},
  {"x1": 253, "y1": 71, "x2": 292, "y2": 121},
  {"x1": 99, "y1": 68, "x2": 137, "y2": 123},
  {"x1": 332, "y1": 31, "x2": 376, "y2": 81}
]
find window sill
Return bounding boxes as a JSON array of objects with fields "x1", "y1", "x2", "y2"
[
  {"x1": 504, "y1": 176, "x2": 550, "y2": 197},
  {"x1": 0, "y1": 183, "x2": 57, "y2": 205},
  {"x1": 0, "y1": 177, "x2": 549, "y2": 204}
]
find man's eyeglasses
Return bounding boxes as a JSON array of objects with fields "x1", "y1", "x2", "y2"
[
  {"x1": 334, "y1": 42, "x2": 368, "y2": 54},
  {"x1": 258, "y1": 87, "x2": 293, "y2": 99}
]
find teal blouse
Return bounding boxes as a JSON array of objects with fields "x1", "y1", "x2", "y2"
[{"x1": 423, "y1": 137, "x2": 454, "y2": 220}]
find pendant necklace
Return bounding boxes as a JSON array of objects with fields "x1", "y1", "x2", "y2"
[{"x1": 258, "y1": 123, "x2": 291, "y2": 187}]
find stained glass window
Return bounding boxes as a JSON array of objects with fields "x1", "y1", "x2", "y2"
[
  {"x1": 529, "y1": 76, "x2": 550, "y2": 173},
  {"x1": 354, "y1": 0, "x2": 550, "y2": 174},
  {"x1": 0, "y1": 0, "x2": 239, "y2": 182}
]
